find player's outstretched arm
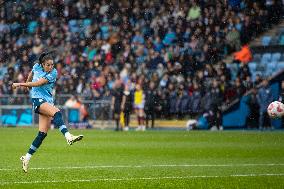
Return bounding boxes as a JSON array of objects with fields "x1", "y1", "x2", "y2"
[
  {"x1": 26, "y1": 71, "x2": 33, "y2": 83},
  {"x1": 12, "y1": 78, "x2": 48, "y2": 89},
  {"x1": 24, "y1": 71, "x2": 34, "y2": 91}
]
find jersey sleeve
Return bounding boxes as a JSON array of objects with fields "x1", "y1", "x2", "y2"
[
  {"x1": 43, "y1": 69, "x2": 57, "y2": 83},
  {"x1": 32, "y1": 63, "x2": 39, "y2": 73}
]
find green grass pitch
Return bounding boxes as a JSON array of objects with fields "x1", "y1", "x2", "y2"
[{"x1": 0, "y1": 127, "x2": 284, "y2": 189}]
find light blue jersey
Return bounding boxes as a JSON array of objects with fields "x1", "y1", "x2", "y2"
[{"x1": 31, "y1": 63, "x2": 57, "y2": 104}]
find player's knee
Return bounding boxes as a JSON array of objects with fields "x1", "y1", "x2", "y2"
[{"x1": 53, "y1": 111, "x2": 64, "y2": 127}]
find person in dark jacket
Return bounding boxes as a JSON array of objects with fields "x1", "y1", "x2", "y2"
[
  {"x1": 144, "y1": 81, "x2": 158, "y2": 128},
  {"x1": 156, "y1": 88, "x2": 169, "y2": 119},
  {"x1": 111, "y1": 81, "x2": 124, "y2": 131},
  {"x1": 246, "y1": 87, "x2": 260, "y2": 128},
  {"x1": 210, "y1": 79, "x2": 223, "y2": 130},
  {"x1": 168, "y1": 83, "x2": 177, "y2": 119},
  {"x1": 177, "y1": 85, "x2": 190, "y2": 118},
  {"x1": 190, "y1": 82, "x2": 202, "y2": 116},
  {"x1": 201, "y1": 79, "x2": 223, "y2": 130},
  {"x1": 257, "y1": 79, "x2": 274, "y2": 130},
  {"x1": 121, "y1": 85, "x2": 133, "y2": 131}
]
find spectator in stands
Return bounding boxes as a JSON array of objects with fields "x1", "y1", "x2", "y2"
[
  {"x1": 226, "y1": 27, "x2": 241, "y2": 52},
  {"x1": 243, "y1": 76, "x2": 253, "y2": 92},
  {"x1": 219, "y1": 62, "x2": 232, "y2": 81},
  {"x1": 237, "y1": 62, "x2": 251, "y2": 81},
  {"x1": 257, "y1": 78, "x2": 274, "y2": 130},
  {"x1": 234, "y1": 77, "x2": 246, "y2": 99},
  {"x1": 168, "y1": 83, "x2": 177, "y2": 119},
  {"x1": 254, "y1": 74, "x2": 263, "y2": 86},
  {"x1": 233, "y1": 44, "x2": 252, "y2": 64},
  {"x1": 65, "y1": 95, "x2": 89, "y2": 123},
  {"x1": 64, "y1": 95, "x2": 77, "y2": 108},
  {"x1": 186, "y1": 1, "x2": 201, "y2": 21},
  {"x1": 190, "y1": 82, "x2": 202, "y2": 116},
  {"x1": 75, "y1": 97, "x2": 89, "y2": 123}
]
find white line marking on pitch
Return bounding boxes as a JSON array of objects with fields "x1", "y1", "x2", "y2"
[
  {"x1": 1, "y1": 173, "x2": 284, "y2": 185},
  {"x1": 1, "y1": 163, "x2": 284, "y2": 171}
]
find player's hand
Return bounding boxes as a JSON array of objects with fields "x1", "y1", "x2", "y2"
[{"x1": 12, "y1": 83, "x2": 21, "y2": 89}]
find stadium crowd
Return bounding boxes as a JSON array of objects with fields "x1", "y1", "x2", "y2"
[{"x1": 0, "y1": 0, "x2": 283, "y2": 129}]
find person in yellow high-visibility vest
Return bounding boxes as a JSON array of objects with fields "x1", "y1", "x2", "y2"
[{"x1": 134, "y1": 83, "x2": 145, "y2": 131}]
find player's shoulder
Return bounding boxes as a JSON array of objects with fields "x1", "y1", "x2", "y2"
[
  {"x1": 44, "y1": 68, "x2": 57, "y2": 82},
  {"x1": 47, "y1": 68, "x2": 57, "y2": 78},
  {"x1": 53, "y1": 68, "x2": 58, "y2": 77},
  {"x1": 32, "y1": 63, "x2": 41, "y2": 70},
  {"x1": 51, "y1": 67, "x2": 57, "y2": 75}
]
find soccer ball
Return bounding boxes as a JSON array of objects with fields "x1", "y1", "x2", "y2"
[{"x1": 267, "y1": 101, "x2": 284, "y2": 118}]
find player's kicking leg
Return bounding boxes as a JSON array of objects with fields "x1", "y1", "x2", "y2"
[{"x1": 39, "y1": 103, "x2": 84, "y2": 145}]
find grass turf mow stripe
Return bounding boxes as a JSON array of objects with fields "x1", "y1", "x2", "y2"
[
  {"x1": 1, "y1": 163, "x2": 284, "y2": 171},
  {"x1": 1, "y1": 173, "x2": 284, "y2": 185}
]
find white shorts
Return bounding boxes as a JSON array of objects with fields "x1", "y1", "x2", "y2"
[{"x1": 134, "y1": 103, "x2": 144, "y2": 109}]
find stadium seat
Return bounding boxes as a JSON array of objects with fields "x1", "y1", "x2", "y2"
[
  {"x1": 279, "y1": 34, "x2": 284, "y2": 45},
  {"x1": 280, "y1": 53, "x2": 284, "y2": 61},
  {"x1": 248, "y1": 62, "x2": 257, "y2": 72},
  {"x1": 261, "y1": 53, "x2": 272, "y2": 64},
  {"x1": 261, "y1": 36, "x2": 271, "y2": 46},
  {"x1": 252, "y1": 54, "x2": 261, "y2": 62},
  {"x1": 271, "y1": 52, "x2": 281, "y2": 62},
  {"x1": 277, "y1": 62, "x2": 284, "y2": 70},
  {"x1": 266, "y1": 62, "x2": 277, "y2": 76},
  {"x1": 255, "y1": 62, "x2": 266, "y2": 72}
]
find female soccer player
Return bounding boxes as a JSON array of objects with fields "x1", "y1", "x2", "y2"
[{"x1": 12, "y1": 52, "x2": 83, "y2": 173}]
